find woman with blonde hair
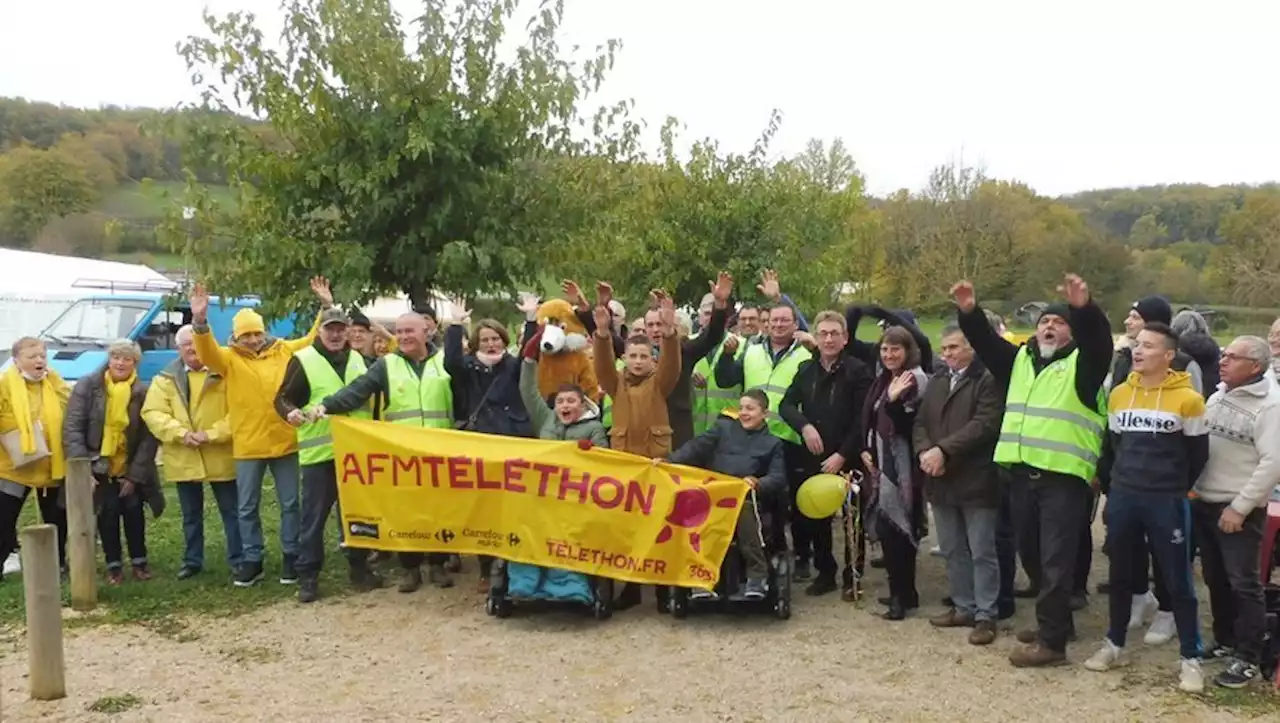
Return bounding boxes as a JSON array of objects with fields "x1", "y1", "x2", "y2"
[
  {"x1": 0, "y1": 337, "x2": 72, "y2": 580},
  {"x1": 64, "y1": 339, "x2": 160, "y2": 584}
]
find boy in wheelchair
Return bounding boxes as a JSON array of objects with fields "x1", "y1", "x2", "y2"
[{"x1": 666, "y1": 389, "x2": 785, "y2": 600}]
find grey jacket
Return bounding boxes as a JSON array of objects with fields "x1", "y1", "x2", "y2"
[
  {"x1": 519, "y1": 359, "x2": 608, "y2": 446},
  {"x1": 668, "y1": 417, "x2": 787, "y2": 495},
  {"x1": 63, "y1": 367, "x2": 162, "y2": 516}
]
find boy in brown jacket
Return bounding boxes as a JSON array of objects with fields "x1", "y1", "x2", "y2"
[
  {"x1": 592, "y1": 290, "x2": 681, "y2": 611},
  {"x1": 593, "y1": 291, "x2": 682, "y2": 458}
]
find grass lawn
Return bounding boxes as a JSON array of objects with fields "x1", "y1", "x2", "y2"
[
  {"x1": 98, "y1": 181, "x2": 235, "y2": 220},
  {"x1": 0, "y1": 482, "x2": 349, "y2": 635}
]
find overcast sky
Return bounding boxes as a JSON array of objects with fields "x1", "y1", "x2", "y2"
[{"x1": 2, "y1": 0, "x2": 1277, "y2": 196}]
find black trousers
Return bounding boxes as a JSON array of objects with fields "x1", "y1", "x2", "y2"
[
  {"x1": 784, "y1": 442, "x2": 817, "y2": 567},
  {"x1": 1192, "y1": 500, "x2": 1268, "y2": 664},
  {"x1": 877, "y1": 519, "x2": 918, "y2": 605},
  {"x1": 1010, "y1": 466, "x2": 1093, "y2": 651},
  {"x1": 996, "y1": 478, "x2": 1017, "y2": 614},
  {"x1": 399, "y1": 552, "x2": 448, "y2": 569},
  {"x1": 298, "y1": 463, "x2": 366, "y2": 578},
  {"x1": 1013, "y1": 475, "x2": 1093, "y2": 595},
  {"x1": 98, "y1": 481, "x2": 146, "y2": 570},
  {"x1": 0, "y1": 486, "x2": 67, "y2": 569}
]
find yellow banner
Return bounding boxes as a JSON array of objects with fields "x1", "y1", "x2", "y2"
[{"x1": 332, "y1": 417, "x2": 748, "y2": 587}]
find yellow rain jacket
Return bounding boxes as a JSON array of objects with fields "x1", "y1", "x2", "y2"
[
  {"x1": 141, "y1": 360, "x2": 235, "y2": 482},
  {"x1": 0, "y1": 372, "x2": 71, "y2": 487},
  {"x1": 193, "y1": 312, "x2": 320, "y2": 459}
]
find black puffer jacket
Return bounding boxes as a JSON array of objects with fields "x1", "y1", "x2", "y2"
[
  {"x1": 444, "y1": 325, "x2": 532, "y2": 437},
  {"x1": 669, "y1": 417, "x2": 787, "y2": 496}
]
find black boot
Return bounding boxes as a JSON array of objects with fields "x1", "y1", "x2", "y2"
[
  {"x1": 348, "y1": 564, "x2": 385, "y2": 592},
  {"x1": 805, "y1": 575, "x2": 837, "y2": 596},
  {"x1": 615, "y1": 583, "x2": 642, "y2": 611},
  {"x1": 298, "y1": 576, "x2": 320, "y2": 603},
  {"x1": 882, "y1": 596, "x2": 907, "y2": 621}
]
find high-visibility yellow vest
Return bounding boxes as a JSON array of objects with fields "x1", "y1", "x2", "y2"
[
  {"x1": 693, "y1": 336, "x2": 744, "y2": 437},
  {"x1": 295, "y1": 347, "x2": 371, "y2": 465},
  {"x1": 383, "y1": 352, "x2": 453, "y2": 429},
  {"x1": 741, "y1": 340, "x2": 811, "y2": 444},
  {"x1": 600, "y1": 359, "x2": 624, "y2": 429},
  {"x1": 993, "y1": 348, "x2": 1106, "y2": 482}
]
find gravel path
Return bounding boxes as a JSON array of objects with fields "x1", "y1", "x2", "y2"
[{"x1": 1, "y1": 547, "x2": 1258, "y2": 722}]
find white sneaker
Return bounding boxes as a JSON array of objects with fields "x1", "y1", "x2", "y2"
[
  {"x1": 1178, "y1": 658, "x2": 1204, "y2": 693},
  {"x1": 1144, "y1": 610, "x2": 1177, "y2": 645},
  {"x1": 2, "y1": 552, "x2": 18, "y2": 576},
  {"x1": 930, "y1": 545, "x2": 943, "y2": 557},
  {"x1": 1128, "y1": 592, "x2": 1157, "y2": 629},
  {"x1": 1084, "y1": 639, "x2": 1129, "y2": 672}
]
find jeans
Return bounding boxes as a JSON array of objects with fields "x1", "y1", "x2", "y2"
[
  {"x1": 98, "y1": 480, "x2": 147, "y2": 569},
  {"x1": 1192, "y1": 500, "x2": 1268, "y2": 664},
  {"x1": 298, "y1": 463, "x2": 365, "y2": 578},
  {"x1": 1011, "y1": 466, "x2": 1093, "y2": 651},
  {"x1": 933, "y1": 503, "x2": 1000, "y2": 622},
  {"x1": 996, "y1": 481, "x2": 1017, "y2": 614},
  {"x1": 1105, "y1": 487, "x2": 1202, "y2": 660},
  {"x1": 175, "y1": 481, "x2": 242, "y2": 571},
  {"x1": 234, "y1": 454, "x2": 301, "y2": 564},
  {"x1": 0, "y1": 484, "x2": 67, "y2": 569}
]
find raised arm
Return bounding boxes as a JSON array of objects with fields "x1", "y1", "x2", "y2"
[
  {"x1": 842, "y1": 306, "x2": 877, "y2": 365},
  {"x1": 443, "y1": 323, "x2": 468, "y2": 377},
  {"x1": 519, "y1": 358, "x2": 553, "y2": 434},
  {"x1": 1061, "y1": 274, "x2": 1116, "y2": 410},
  {"x1": 952, "y1": 281, "x2": 1018, "y2": 387},
  {"x1": 686, "y1": 272, "x2": 734, "y2": 364},
  {"x1": 189, "y1": 283, "x2": 232, "y2": 375},
  {"x1": 283, "y1": 276, "x2": 335, "y2": 353},
  {"x1": 654, "y1": 294, "x2": 683, "y2": 398},
  {"x1": 592, "y1": 305, "x2": 619, "y2": 398}
]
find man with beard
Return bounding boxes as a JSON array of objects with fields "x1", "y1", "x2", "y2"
[{"x1": 954, "y1": 274, "x2": 1113, "y2": 668}]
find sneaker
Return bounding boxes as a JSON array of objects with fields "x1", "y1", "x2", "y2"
[
  {"x1": 743, "y1": 578, "x2": 767, "y2": 600},
  {"x1": 1205, "y1": 642, "x2": 1235, "y2": 660},
  {"x1": 805, "y1": 576, "x2": 837, "y2": 597},
  {"x1": 106, "y1": 568, "x2": 124, "y2": 586},
  {"x1": 794, "y1": 560, "x2": 812, "y2": 581},
  {"x1": 1213, "y1": 658, "x2": 1260, "y2": 689},
  {"x1": 427, "y1": 564, "x2": 455, "y2": 589},
  {"x1": 1143, "y1": 610, "x2": 1176, "y2": 645},
  {"x1": 280, "y1": 556, "x2": 299, "y2": 584},
  {"x1": 233, "y1": 562, "x2": 265, "y2": 588},
  {"x1": 131, "y1": 564, "x2": 153, "y2": 582},
  {"x1": 1128, "y1": 592, "x2": 1157, "y2": 629},
  {"x1": 398, "y1": 567, "x2": 423, "y2": 594},
  {"x1": 176, "y1": 566, "x2": 200, "y2": 581},
  {"x1": 298, "y1": 577, "x2": 320, "y2": 604},
  {"x1": 690, "y1": 588, "x2": 717, "y2": 601},
  {"x1": 1178, "y1": 658, "x2": 1204, "y2": 693},
  {"x1": 1084, "y1": 639, "x2": 1128, "y2": 672}
]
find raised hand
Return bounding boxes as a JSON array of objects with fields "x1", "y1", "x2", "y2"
[
  {"x1": 561, "y1": 280, "x2": 588, "y2": 310},
  {"x1": 709, "y1": 271, "x2": 734, "y2": 306},
  {"x1": 310, "y1": 276, "x2": 333, "y2": 307},
  {"x1": 887, "y1": 371, "x2": 916, "y2": 401},
  {"x1": 190, "y1": 282, "x2": 210, "y2": 324},
  {"x1": 595, "y1": 281, "x2": 614, "y2": 309},
  {"x1": 516, "y1": 292, "x2": 540, "y2": 318},
  {"x1": 756, "y1": 269, "x2": 781, "y2": 301},
  {"x1": 1058, "y1": 274, "x2": 1090, "y2": 308},
  {"x1": 655, "y1": 291, "x2": 676, "y2": 334},
  {"x1": 451, "y1": 296, "x2": 472, "y2": 325},
  {"x1": 592, "y1": 305, "x2": 612, "y2": 337},
  {"x1": 722, "y1": 335, "x2": 740, "y2": 355},
  {"x1": 950, "y1": 280, "x2": 976, "y2": 314}
]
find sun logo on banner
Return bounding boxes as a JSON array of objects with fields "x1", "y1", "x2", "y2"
[{"x1": 654, "y1": 473, "x2": 741, "y2": 552}]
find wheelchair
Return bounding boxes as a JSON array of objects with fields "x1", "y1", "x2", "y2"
[
  {"x1": 668, "y1": 488, "x2": 793, "y2": 620},
  {"x1": 485, "y1": 559, "x2": 615, "y2": 621}
]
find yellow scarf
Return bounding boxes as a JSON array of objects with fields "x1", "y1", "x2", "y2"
[
  {"x1": 4, "y1": 365, "x2": 67, "y2": 480},
  {"x1": 101, "y1": 371, "x2": 136, "y2": 459}
]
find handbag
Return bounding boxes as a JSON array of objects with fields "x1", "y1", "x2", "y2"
[
  {"x1": 0, "y1": 421, "x2": 50, "y2": 468},
  {"x1": 455, "y1": 372, "x2": 500, "y2": 432}
]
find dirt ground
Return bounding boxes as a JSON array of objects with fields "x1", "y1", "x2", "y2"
[{"x1": 3, "y1": 543, "x2": 1269, "y2": 723}]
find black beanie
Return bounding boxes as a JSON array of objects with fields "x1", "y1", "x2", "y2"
[
  {"x1": 348, "y1": 308, "x2": 372, "y2": 329},
  {"x1": 1038, "y1": 303, "x2": 1070, "y2": 323},
  {"x1": 1131, "y1": 296, "x2": 1172, "y2": 326}
]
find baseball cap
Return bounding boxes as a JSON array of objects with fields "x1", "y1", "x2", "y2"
[{"x1": 320, "y1": 308, "x2": 350, "y2": 328}]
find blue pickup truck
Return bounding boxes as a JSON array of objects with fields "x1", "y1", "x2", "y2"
[{"x1": 12, "y1": 280, "x2": 299, "y2": 383}]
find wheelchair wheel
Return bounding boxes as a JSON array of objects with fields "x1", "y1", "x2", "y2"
[
  {"x1": 774, "y1": 596, "x2": 791, "y2": 620},
  {"x1": 487, "y1": 592, "x2": 512, "y2": 619},
  {"x1": 671, "y1": 588, "x2": 690, "y2": 619},
  {"x1": 593, "y1": 598, "x2": 613, "y2": 621}
]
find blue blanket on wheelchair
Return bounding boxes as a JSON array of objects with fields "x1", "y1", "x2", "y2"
[{"x1": 506, "y1": 562, "x2": 594, "y2": 605}]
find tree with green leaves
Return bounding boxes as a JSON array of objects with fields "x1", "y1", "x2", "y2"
[
  {"x1": 0, "y1": 146, "x2": 99, "y2": 245},
  {"x1": 164, "y1": 0, "x2": 632, "y2": 318},
  {"x1": 1214, "y1": 191, "x2": 1280, "y2": 307}
]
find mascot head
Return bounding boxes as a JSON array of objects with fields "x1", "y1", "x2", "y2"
[{"x1": 536, "y1": 299, "x2": 589, "y2": 354}]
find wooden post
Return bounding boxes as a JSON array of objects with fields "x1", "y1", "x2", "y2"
[
  {"x1": 21, "y1": 524, "x2": 66, "y2": 700},
  {"x1": 65, "y1": 458, "x2": 96, "y2": 612}
]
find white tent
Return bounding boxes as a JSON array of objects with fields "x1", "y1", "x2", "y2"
[
  {"x1": 360, "y1": 291, "x2": 462, "y2": 325},
  {"x1": 0, "y1": 249, "x2": 172, "y2": 346}
]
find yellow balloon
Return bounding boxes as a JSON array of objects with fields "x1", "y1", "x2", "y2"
[{"x1": 796, "y1": 473, "x2": 847, "y2": 520}]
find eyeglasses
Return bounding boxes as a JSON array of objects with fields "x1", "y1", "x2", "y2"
[{"x1": 1221, "y1": 352, "x2": 1262, "y2": 363}]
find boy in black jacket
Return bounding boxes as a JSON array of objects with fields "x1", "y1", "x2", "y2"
[
  {"x1": 668, "y1": 389, "x2": 786, "y2": 600},
  {"x1": 779, "y1": 311, "x2": 873, "y2": 598}
]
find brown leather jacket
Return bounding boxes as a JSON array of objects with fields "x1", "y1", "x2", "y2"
[{"x1": 594, "y1": 332, "x2": 681, "y2": 458}]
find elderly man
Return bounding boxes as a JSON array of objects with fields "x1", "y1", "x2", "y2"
[
  {"x1": 1192, "y1": 335, "x2": 1280, "y2": 689},
  {"x1": 913, "y1": 325, "x2": 1004, "y2": 645},
  {"x1": 276, "y1": 308, "x2": 384, "y2": 602},
  {"x1": 314, "y1": 312, "x2": 455, "y2": 593},
  {"x1": 955, "y1": 274, "x2": 1113, "y2": 668},
  {"x1": 142, "y1": 325, "x2": 240, "y2": 580},
  {"x1": 191, "y1": 277, "x2": 332, "y2": 588}
]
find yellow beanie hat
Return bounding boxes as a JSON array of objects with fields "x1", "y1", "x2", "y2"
[{"x1": 232, "y1": 308, "x2": 266, "y2": 338}]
